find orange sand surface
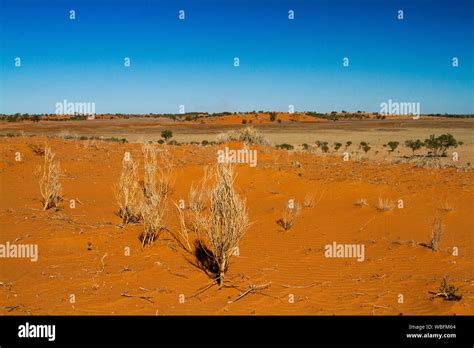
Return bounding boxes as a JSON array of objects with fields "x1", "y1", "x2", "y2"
[{"x1": 0, "y1": 137, "x2": 472, "y2": 315}]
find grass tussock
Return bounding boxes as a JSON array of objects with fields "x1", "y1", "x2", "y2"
[
  {"x1": 173, "y1": 163, "x2": 249, "y2": 286},
  {"x1": 276, "y1": 202, "x2": 301, "y2": 230},
  {"x1": 355, "y1": 198, "x2": 368, "y2": 207},
  {"x1": 303, "y1": 194, "x2": 315, "y2": 208},
  {"x1": 428, "y1": 217, "x2": 444, "y2": 251},
  {"x1": 39, "y1": 145, "x2": 62, "y2": 210},
  {"x1": 139, "y1": 144, "x2": 173, "y2": 246},
  {"x1": 115, "y1": 155, "x2": 142, "y2": 224},
  {"x1": 439, "y1": 201, "x2": 453, "y2": 212}
]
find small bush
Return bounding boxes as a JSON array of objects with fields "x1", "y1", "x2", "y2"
[
  {"x1": 334, "y1": 142, "x2": 342, "y2": 151},
  {"x1": 387, "y1": 141, "x2": 399, "y2": 152},
  {"x1": 217, "y1": 126, "x2": 270, "y2": 146},
  {"x1": 276, "y1": 203, "x2": 301, "y2": 230},
  {"x1": 430, "y1": 278, "x2": 462, "y2": 301},
  {"x1": 424, "y1": 134, "x2": 458, "y2": 157},
  {"x1": 174, "y1": 164, "x2": 249, "y2": 286},
  {"x1": 161, "y1": 130, "x2": 173, "y2": 142},
  {"x1": 276, "y1": 143, "x2": 294, "y2": 150},
  {"x1": 404, "y1": 139, "x2": 424, "y2": 156},
  {"x1": 360, "y1": 142, "x2": 371, "y2": 154}
]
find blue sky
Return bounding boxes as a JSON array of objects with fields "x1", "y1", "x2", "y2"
[{"x1": 1, "y1": 0, "x2": 473, "y2": 114}]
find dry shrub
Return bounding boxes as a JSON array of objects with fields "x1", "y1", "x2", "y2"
[
  {"x1": 430, "y1": 277, "x2": 462, "y2": 301},
  {"x1": 115, "y1": 156, "x2": 141, "y2": 224},
  {"x1": 303, "y1": 194, "x2": 314, "y2": 208},
  {"x1": 156, "y1": 146, "x2": 175, "y2": 197},
  {"x1": 139, "y1": 144, "x2": 172, "y2": 246},
  {"x1": 140, "y1": 193, "x2": 167, "y2": 247},
  {"x1": 276, "y1": 202, "x2": 301, "y2": 230},
  {"x1": 377, "y1": 197, "x2": 394, "y2": 211},
  {"x1": 217, "y1": 126, "x2": 270, "y2": 146},
  {"x1": 39, "y1": 145, "x2": 62, "y2": 210},
  {"x1": 355, "y1": 198, "x2": 368, "y2": 206},
  {"x1": 142, "y1": 144, "x2": 158, "y2": 198},
  {"x1": 439, "y1": 201, "x2": 453, "y2": 212},
  {"x1": 188, "y1": 167, "x2": 210, "y2": 213},
  {"x1": 429, "y1": 217, "x2": 443, "y2": 251},
  {"x1": 174, "y1": 163, "x2": 249, "y2": 286}
]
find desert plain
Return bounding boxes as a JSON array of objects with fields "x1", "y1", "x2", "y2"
[{"x1": 0, "y1": 114, "x2": 472, "y2": 315}]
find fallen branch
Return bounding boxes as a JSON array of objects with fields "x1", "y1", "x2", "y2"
[
  {"x1": 120, "y1": 292, "x2": 154, "y2": 303},
  {"x1": 281, "y1": 282, "x2": 320, "y2": 289},
  {"x1": 227, "y1": 282, "x2": 272, "y2": 304}
]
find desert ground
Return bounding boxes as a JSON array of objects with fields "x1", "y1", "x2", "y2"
[{"x1": 0, "y1": 116, "x2": 472, "y2": 315}]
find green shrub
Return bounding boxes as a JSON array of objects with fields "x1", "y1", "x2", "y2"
[
  {"x1": 161, "y1": 130, "x2": 173, "y2": 142},
  {"x1": 387, "y1": 141, "x2": 399, "y2": 152},
  {"x1": 276, "y1": 143, "x2": 294, "y2": 150},
  {"x1": 424, "y1": 134, "x2": 458, "y2": 157},
  {"x1": 404, "y1": 139, "x2": 424, "y2": 155}
]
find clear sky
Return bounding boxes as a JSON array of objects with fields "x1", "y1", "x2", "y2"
[{"x1": 1, "y1": 0, "x2": 473, "y2": 114}]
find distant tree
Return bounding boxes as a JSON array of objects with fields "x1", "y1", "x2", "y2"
[
  {"x1": 387, "y1": 141, "x2": 399, "y2": 152},
  {"x1": 321, "y1": 142, "x2": 329, "y2": 153},
  {"x1": 161, "y1": 130, "x2": 173, "y2": 142},
  {"x1": 360, "y1": 142, "x2": 371, "y2": 153},
  {"x1": 334, "y1": 142, "x2": 342, "y2": 151},
  {"x1": 404, "y1": 139, "x2": 423, "y2": 156},
  {"x1": 424, "y1": 134, "x2": 457, "y2": 157},
  {"x1": 276, "y1": 143, "x2": 294, "y2": 150},
  {"x1": 345, "y1": 141, "x2": 352, "y2": 148}
]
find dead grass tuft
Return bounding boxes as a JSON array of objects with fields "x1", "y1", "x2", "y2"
[
  {"x1": 355, "y1": 198, "x2": 368, "y2": 207},
  {"x1": 276, "y1": 202, "x2": 301, "y2": 230},
  {"x1": 115, "y1": 156, "x2": 142, "y2": 224},
  {"x1": 39, "y1": 145, "x2": 62, "y2": 210},
  {"x1": 173, "y1": 164, "x2": 249, "y2": 286}
]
